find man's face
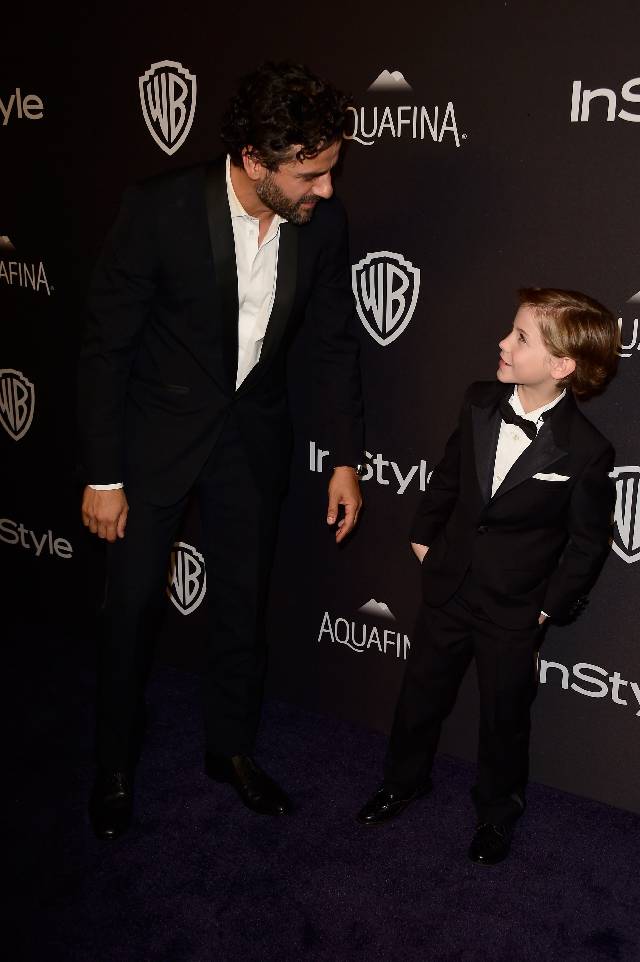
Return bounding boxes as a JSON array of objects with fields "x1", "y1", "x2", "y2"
[
  {"x1": 497, "y1": 304, "x2": 559, "y2": 388},
  {"x1": 255, "y1": 140, "x2": 342, "y2": 224}
]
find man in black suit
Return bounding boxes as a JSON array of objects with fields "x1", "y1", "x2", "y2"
[
  {"x1": 357, "y1": 288, "x2": 619, "y2": 864},
  {"x1": 79, "y1": 62, "x2": 364, "y2": 839}
]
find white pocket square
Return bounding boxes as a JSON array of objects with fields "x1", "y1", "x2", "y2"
[{"x1": 533, "y1": 472, "x2": 570, "y2": 481}]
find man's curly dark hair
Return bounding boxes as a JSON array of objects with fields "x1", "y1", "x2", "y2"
[{"x1": 221, "y1": 61, "x2": 352, "y2": 170}]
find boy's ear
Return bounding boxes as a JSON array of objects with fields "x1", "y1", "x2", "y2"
[{"x1": 549, "y1": 355, "x2": 576, "y2": 381}]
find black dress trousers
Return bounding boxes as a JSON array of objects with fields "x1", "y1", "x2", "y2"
[
  {"x1": 384, "y1": 574, "x2": 541, "y2": 825},
  {"x1": 96, "y1": 412, "x2": 283, "y2": 771}
]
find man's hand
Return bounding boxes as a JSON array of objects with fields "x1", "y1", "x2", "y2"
[
  {"x1": 538, "y1": 612, "x2": 549, "y2": 625},
  {"x1": 327, "y1": 467, "x2": 362, "y2": 543},
  {"x1": 81, "y1": 486, "x2": 129, "y2": 543},
  {"x1": 411, "y1": 542, "x2": 429, "y2": 563}
]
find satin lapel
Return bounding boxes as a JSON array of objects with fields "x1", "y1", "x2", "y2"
[
  {"x1": 492, "y1": 410, "x2": 569, "y2": 502},
  {"x1": 205, "y1": 160, "x2": 238, "y2": 391},
  {"x1": 471, "y1": 401, "x2": 502, "y2": 503},
  {"x1": 237, "y1": 221, "x2": 298, "y2": 395}
]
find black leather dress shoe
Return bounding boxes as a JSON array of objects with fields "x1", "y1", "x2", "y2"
[
  {"x1": 468, "y1": 822, "x2": 512, "y2": 865},
  {"x1": 89, "y1": 771, "x2": 133, "y2": 840},
  {"x1": 205, "y1": 754, "x2": 292, "y2": 816},
  {"x1": 356, "y1": 781, "x2": 431, "y2": 826}
]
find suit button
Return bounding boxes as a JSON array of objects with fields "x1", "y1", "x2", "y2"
[{"x1": 477, "y1": 525, "x2": 489, "y2": 534}]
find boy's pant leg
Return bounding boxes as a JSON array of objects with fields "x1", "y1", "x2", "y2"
[
  {"x1": 384, "y1": 598, "x2": 475, "y2": 790},
  {"x1": 471, "y1": 616, "x2": 540, "y2": 825}
]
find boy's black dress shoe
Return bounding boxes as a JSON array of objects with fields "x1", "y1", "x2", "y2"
[
  {"x1": 468, "y1": 822, "x2": 512, "y2": 864},
  {"x1": 356, "y1": 781, "x2": 431, "y2": 826},
  {"x1": 89, "y1": 771, "x2": 133, "y2": 840},
  {"x1": 205, "y1": 754, "x2": 292, "y2": 816}
]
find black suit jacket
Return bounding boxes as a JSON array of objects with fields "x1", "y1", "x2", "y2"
[
  {"x1": 78, "y1": 157, "x2": 363, "y2": 504},
  {"x1": 411, "y1": 381, "x2": 615, "y2": 629}
]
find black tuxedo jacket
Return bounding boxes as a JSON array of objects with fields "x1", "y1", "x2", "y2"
[
  {"x1": 411, "y1": 381, "x2": 615, "y2": 629},
  {"x1": 78, "y1": 157, "x2": 363, "y2": 504}
]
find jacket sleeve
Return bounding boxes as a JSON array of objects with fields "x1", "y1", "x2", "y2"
[
  {"x1": 306, "y1": 200, "x2": 364, "y2": 468},
  {"x1": 542, "y1": 442, "x2": 615, "y2": 619},
  {"x1": 410, "y1": 399, "x2": 465, "y2": 546},
  {"x1": 77, "y1": 185, "x2": 157, "y2": 483}
]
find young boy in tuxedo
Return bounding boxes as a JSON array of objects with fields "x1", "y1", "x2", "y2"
[{"x1": 356, "y1": 288, "x2": 619, "y2": 864}]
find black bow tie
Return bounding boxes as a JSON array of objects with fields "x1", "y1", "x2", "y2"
[{"x1": 498, "y1": 395, "x2": 550, "y2": 442}]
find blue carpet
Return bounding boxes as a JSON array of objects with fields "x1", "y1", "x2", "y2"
[{"x1": 9, "y1": 627, "x2": 640, "y2": 962}]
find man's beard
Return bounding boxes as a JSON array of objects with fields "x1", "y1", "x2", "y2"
[{"x1": 255, "y1": 173, "x2": 318, "y2": 225}]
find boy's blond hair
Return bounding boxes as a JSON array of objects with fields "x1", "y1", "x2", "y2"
[{"x1": 518, "y1": 288, "x2": 619, "y2": 399}]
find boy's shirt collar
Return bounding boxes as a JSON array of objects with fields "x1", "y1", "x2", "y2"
[{"x1": 511, "y1": 386, "x2": 566, "y2": 424}]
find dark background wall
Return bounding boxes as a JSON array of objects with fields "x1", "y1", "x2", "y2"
[{"x1": 2, "y1": 1, "x2": 638, "y2": 813}]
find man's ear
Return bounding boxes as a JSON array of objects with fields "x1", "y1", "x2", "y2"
[
  {"x1": 549, "y1": 355, "x2": 576, "y2": 382},
  {"x1": 241, "y1": 148, "x2": 266, "y2": 182}
]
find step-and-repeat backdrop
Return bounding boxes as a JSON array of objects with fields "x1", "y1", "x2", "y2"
[{"x1": 3, "y1": 2, "x2": 638, "y2": 812}]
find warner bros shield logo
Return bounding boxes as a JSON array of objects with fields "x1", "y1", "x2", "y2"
[
  {"x1": 610, "y1": 466, "x2": 640, "y2": 564},
  {"x1": 0, "y1": 369, "x2": 35, "y2": 441},
  {"x1": 167, "y1": 541, "x2": 207, "y2": 615},
  {"x1": 352, "y1": 251, "x2": 420, "y2": 346},
  {"x1": 139, "y1": 60, "x2": 197, "y2": 156}
]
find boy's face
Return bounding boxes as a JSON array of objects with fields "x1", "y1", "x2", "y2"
[{"x1": 497, "y1": 305, "x2": 566, "y2": 390}]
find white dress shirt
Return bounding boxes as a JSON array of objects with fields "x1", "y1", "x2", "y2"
[
  {"x1": 226, "y1": 155, "x2": 287, "y2": 388},
  {"x1": 491, "y1": 385, "x2": 566, "y2": 623},
  {"x1": 491, "y1": 386, "x2": 566, "y2": 497},
  {"x1": 90, "y1": 156, "x2": 286, "y2": 490}
]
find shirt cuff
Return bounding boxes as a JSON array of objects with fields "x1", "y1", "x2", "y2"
[
  {"x1": 540, "y1": 610, "x2": 550, "y2": 619},
  {"x1": 89, "y1": 483, "x2": 124, "y2": 490}
]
